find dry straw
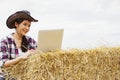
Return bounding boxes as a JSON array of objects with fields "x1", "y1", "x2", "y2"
[{"x1": 3, "y1": 47, "x2": 120, "y2": 80}]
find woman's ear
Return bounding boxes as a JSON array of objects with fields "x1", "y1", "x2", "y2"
[{"x1": 15, "y1": 22, "x2": 19, "y2": 28}]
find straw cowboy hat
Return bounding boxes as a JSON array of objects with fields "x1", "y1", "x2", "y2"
[{"x1": 6, "y1": 10, "x2": 38, "y2": 29}]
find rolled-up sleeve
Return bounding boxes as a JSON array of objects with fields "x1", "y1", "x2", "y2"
[{"x1": 0, "y1": 39, "x2": 9, "y2": 66}]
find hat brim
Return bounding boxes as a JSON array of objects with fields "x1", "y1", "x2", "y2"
[{"x1": 6, "y1": 12, "x2": 38, "y2": 29}]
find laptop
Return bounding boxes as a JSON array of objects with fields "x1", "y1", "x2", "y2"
[{"x1": 37, "y1": 29, "x2": 64, "y2": 52}]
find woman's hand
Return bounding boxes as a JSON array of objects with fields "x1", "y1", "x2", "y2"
[{"x1": 19, "y1": 50, "x2": 36, "y2": 59}]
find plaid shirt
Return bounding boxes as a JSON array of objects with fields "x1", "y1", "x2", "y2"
[{"x1": 0, "y1": 33, "x2": 37, "y2": 66}]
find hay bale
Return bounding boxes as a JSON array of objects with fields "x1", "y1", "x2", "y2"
[{"x1": 3, "y1": 47, "x2": 120, "y2": 80}]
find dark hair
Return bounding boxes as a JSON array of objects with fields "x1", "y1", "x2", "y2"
[
  {"x1": 21, "y1": 36, "x2": 29, "y2": 52},
  {"x1": 15, "y1": 18, "x2": 29, "y2": 52}
]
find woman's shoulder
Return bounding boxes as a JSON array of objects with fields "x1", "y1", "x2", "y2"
[
  {"x1": 25, "y1": 35, "x2": 34, "y2": 40},
  {"x1": 0, "y1": 34, "x2": 13, "y2": 41},
  {"x1": 25, "y1": 35, "x2": 36, "y2": 42}
]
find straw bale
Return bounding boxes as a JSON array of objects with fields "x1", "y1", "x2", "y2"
[{"x1": 2, "y1": 47, "x2": 120, "y2": 80}]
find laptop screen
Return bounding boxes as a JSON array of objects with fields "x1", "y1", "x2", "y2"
[{"x1": 37, "y1": 29, "x2": 64, "y2": 52}]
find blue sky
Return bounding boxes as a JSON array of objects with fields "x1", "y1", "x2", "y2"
[{"x1": 0, "y1": 0, "x2": 120, "y2": 49}]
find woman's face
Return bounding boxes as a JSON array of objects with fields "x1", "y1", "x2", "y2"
[{"x1": 15, "y1": 20, "x2": 31, "y2": 36}]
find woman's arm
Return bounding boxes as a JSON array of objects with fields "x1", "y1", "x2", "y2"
[
  {"x1": 3, "y1": 56, "x2": 22, "y2": 67},
  {"x1": 0, "y1": 38, "x2": 24, "y2": 67},
  {"x1": 3, "y1": 50, "x2": 35, "y2": 67}
]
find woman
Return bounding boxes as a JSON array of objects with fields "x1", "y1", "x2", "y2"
[{"x1": 0, "y1": 10, "x2": 38, "y2": 79}]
